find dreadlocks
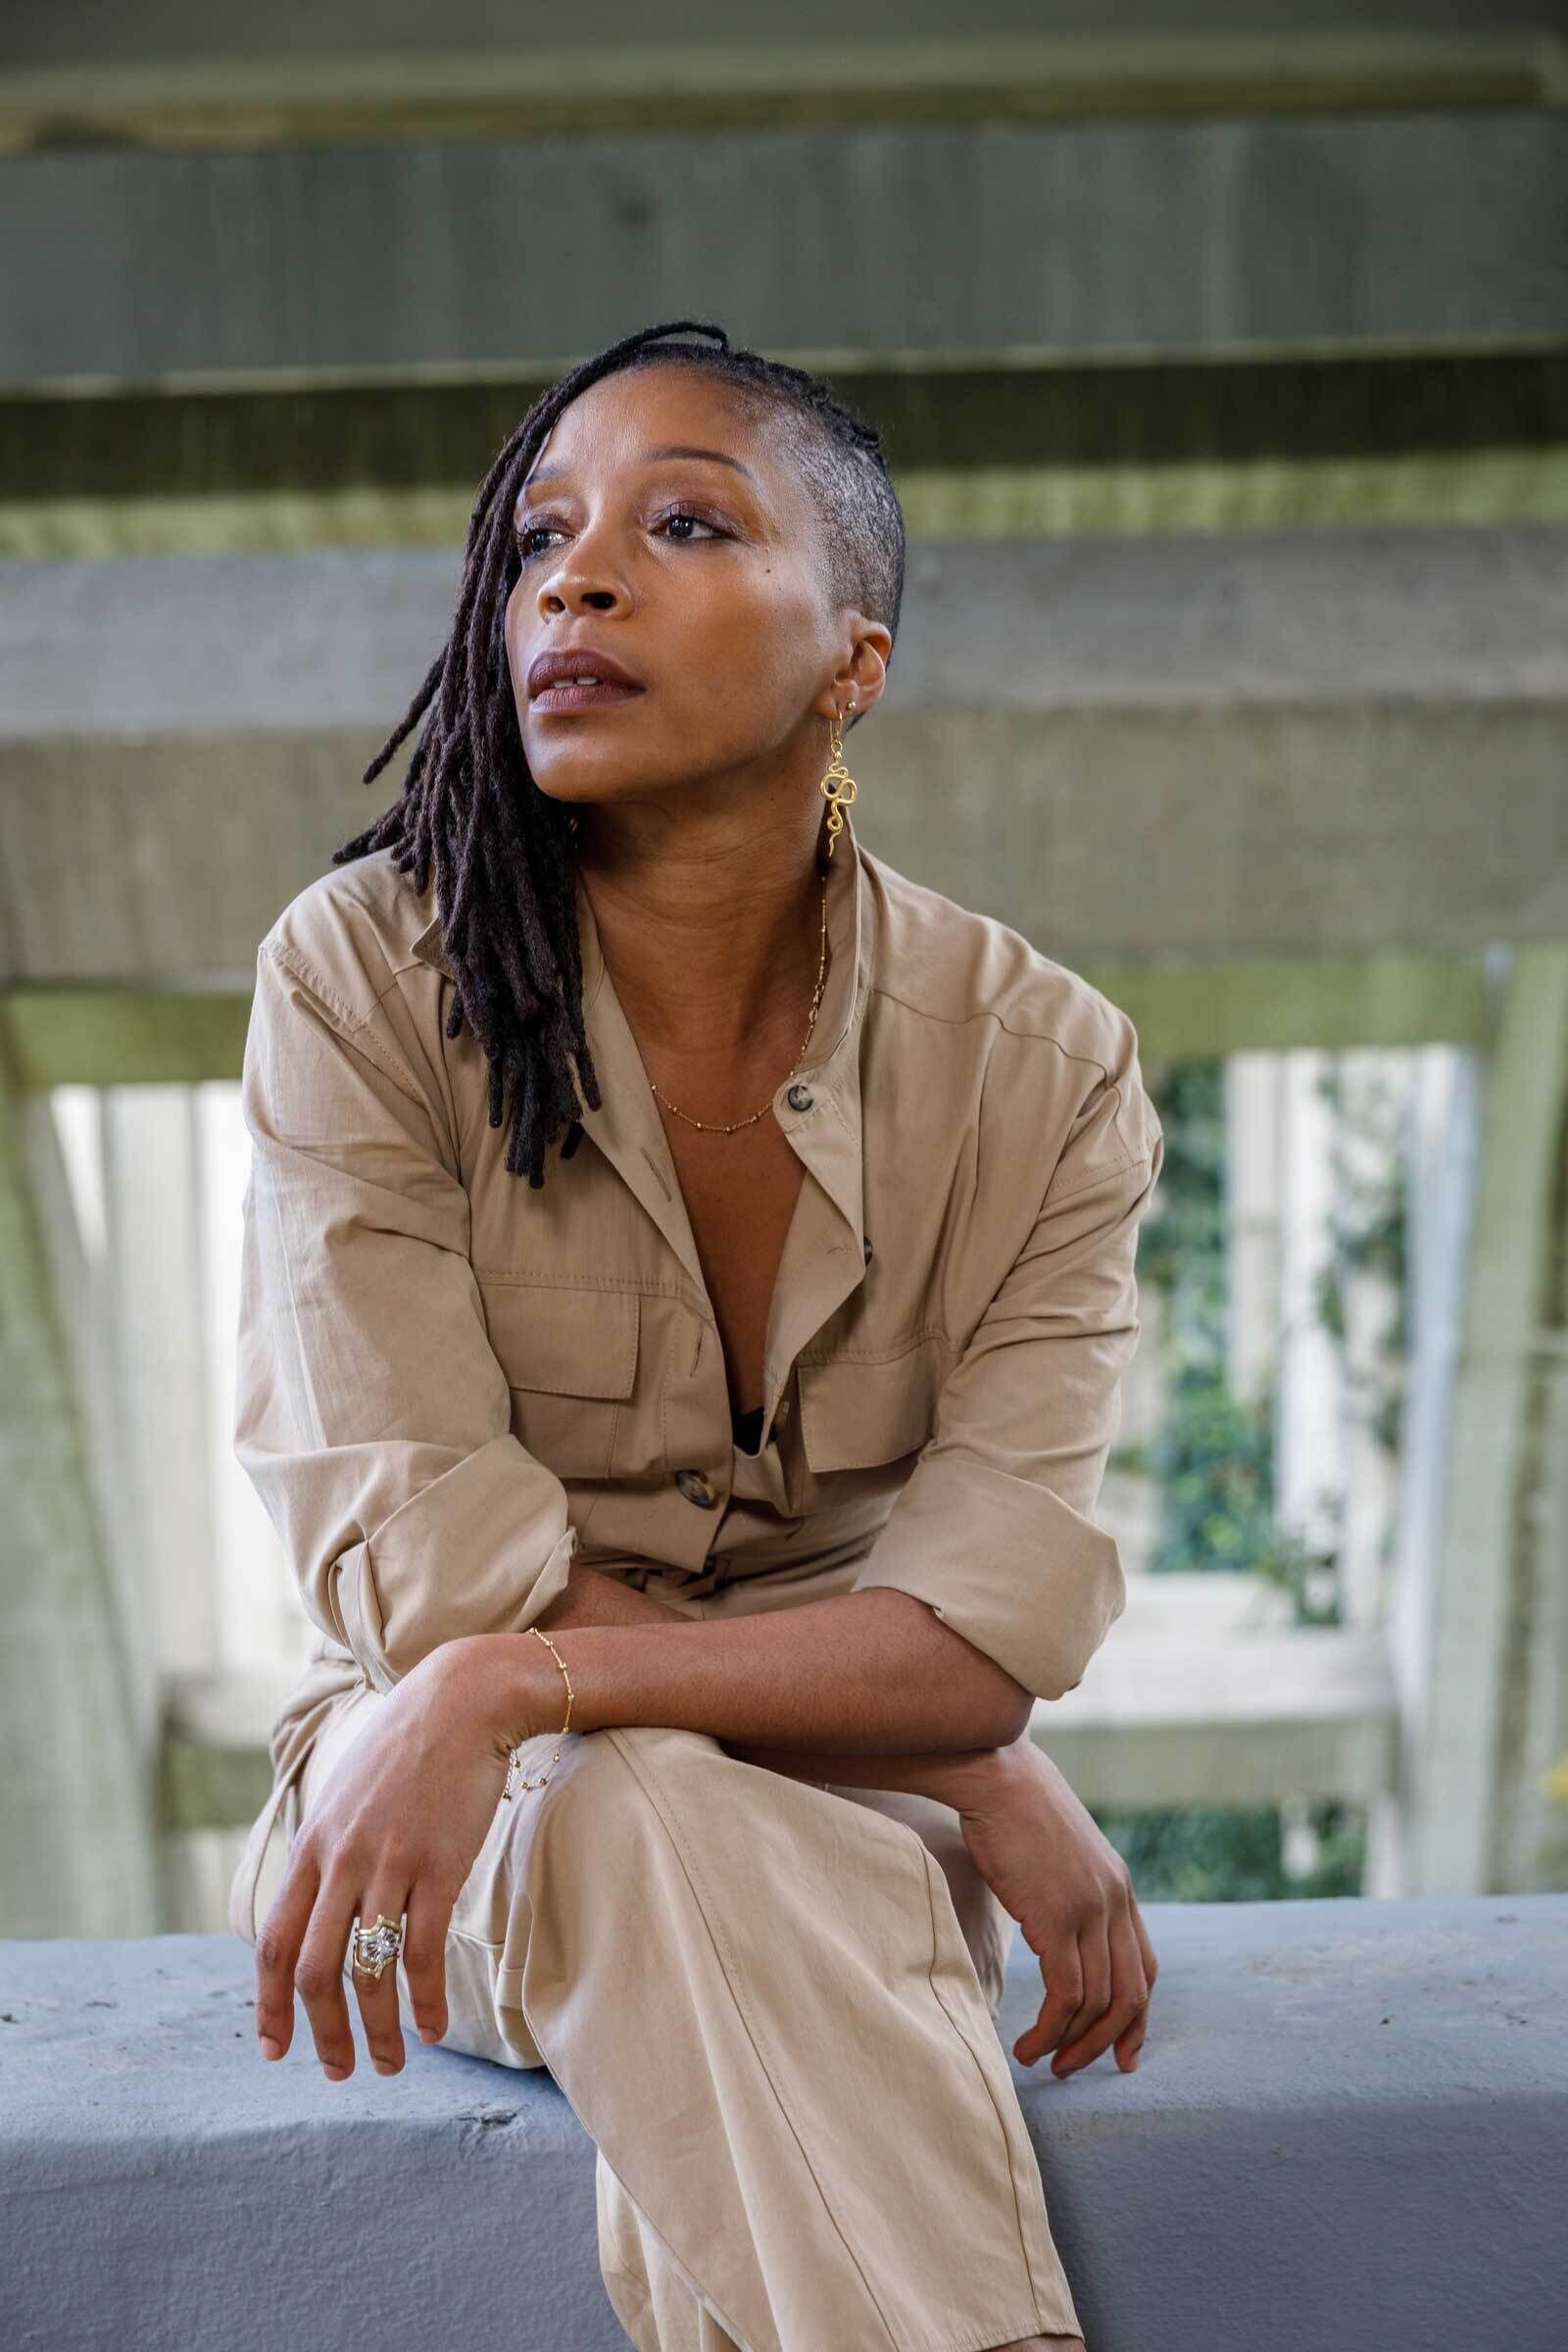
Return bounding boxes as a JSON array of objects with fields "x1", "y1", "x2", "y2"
[{"x1": 332, "y1": 319, "x2": 906, "y2": 1190}]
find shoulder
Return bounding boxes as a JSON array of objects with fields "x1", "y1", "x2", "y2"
[
  {"x1": 258, "y1": 847, "x2": 438, "y2": 1022},
  {"x1": 863, "y1": 847, "x2": 1144, "y2": 1090}
]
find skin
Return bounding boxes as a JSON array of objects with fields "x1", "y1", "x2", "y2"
[{"x1": 255, "y1": 365, "x2": 1157, "y2": 2352}]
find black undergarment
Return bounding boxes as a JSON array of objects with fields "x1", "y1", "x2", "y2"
[{"x1": 731, "y1": 1402, "x2": 767, "y2": 1456}]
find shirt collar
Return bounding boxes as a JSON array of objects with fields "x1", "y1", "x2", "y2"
[
  {"x1": 409, "y1": 805, "x2": 876, "y2": 1303},
  {"x1": 590, "y1": 800, "x2": 871, "y2": 1244}
]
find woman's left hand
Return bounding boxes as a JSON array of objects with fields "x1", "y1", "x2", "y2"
[
  {"x1": 955, "y1": 1737, "x2": 1157, "y2": 2081},
  {"x1": 252, "y1": 1634, "x2": 547, "y2": 2080}
]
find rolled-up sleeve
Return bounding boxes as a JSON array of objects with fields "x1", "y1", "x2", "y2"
[
  {"x1": 233, "y1": 936, "x2": 578, "y2": 1691},
  {"x1": 851, "y1": 1016, "x2": 1163, "y2": 1703}
]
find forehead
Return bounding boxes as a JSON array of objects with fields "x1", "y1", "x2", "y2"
[{"x1": 514, "y1": 366, "x2": 792, "y2": 511}]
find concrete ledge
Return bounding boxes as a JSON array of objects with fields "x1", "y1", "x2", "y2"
[{"x1": 2, "y1": 1895, "x2": 1565, "y2": 2351}]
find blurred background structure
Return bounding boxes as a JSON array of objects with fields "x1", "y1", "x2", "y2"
[{"x1": 2, "y1": 2, "x2": 1566, "y2": 1938}]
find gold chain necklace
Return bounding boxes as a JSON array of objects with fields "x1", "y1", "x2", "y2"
[{"x1": 649, "y1": 870, "x2": 829, "y2": 1134}]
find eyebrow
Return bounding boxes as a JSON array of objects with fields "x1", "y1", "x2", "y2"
[{"x1": 517, "y1": 445, "x2": 760, "y2": 505}]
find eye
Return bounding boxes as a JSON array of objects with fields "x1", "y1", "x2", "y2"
[
  {"x1": 513, "y1": 507, "x2": 728, "y2": 561},
  {"x1": 651, "y1": 507, "x2": 726, "y2": 545}
]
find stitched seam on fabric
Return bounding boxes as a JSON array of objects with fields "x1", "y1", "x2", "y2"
[
  {"x1": 446, "y1": 1926, "x2": 505, "y2": 1956},
  {"x1": 597, "y1": 2148, "x2": 766, "y2": 2352},
  {"x1": 371, "y1": 945, "x2": 452, "y2": 1007},
  {"x1": 603, "y1": 1728, "x2": 904, "y2": 2352},
  {"x1": 901, "y1": 2322, "x2": 1070, "y2": 2352},
  {"x1": 797, "y1": 1327, "x2": 954, "y2": 1365},
  {"x1": 267, "y1": 938, "x2": 429, "y2": 1110},
  {"x1": 869, "y1": 980, "x2": 1119, "y2": 1071},
  {"x1": 912, "y1": 1841, "x2": 1054, "y2": 2336},
  {"x1": 266, "y1": 937, "x2": 364, "y2": 1032},
  {"x1": 871, "y1": 980, "x2": 1152, "y2": 1172},
  {"x1": 1044, "y1": 1143, "x2": 1153, "y2": 1206},
  {"x1": 472, "y1": 1270, "x2": 696, "y2": 1302}
]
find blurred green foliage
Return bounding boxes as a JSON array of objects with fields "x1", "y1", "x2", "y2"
[{"x1": 1091, "y1": 1056, "x2": 1407, "y2": 1900}]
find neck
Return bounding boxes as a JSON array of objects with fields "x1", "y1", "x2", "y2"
[{"x1": 576, "y1": 804, "x2": 834, "y2": 1071}]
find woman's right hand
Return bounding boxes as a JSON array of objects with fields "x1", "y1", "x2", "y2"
[{"x1": 953, "y1": 1737, "x2": 1156, "y2": 2080}]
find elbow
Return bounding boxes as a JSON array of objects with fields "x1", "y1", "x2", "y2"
[{"x1": 974, "y1": 1674, "x2": 1036, "y2": 1753}]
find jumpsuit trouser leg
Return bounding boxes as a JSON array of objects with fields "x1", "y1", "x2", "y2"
[{"x1": 296, "y1": 1687, "x2": 1086, "y2": 2352}]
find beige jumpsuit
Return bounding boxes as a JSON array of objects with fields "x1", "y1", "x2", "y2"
[{"x1": 227, "y1": 808, "x2": 1164, "y2": 2351}]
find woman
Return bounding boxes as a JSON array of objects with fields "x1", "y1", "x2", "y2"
[{"x1": 229, "y1": 318, "x2": 1164, "y2": 2352}]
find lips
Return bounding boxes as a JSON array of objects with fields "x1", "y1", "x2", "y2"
[
  {"x1": 527, "y1": 647, "x2": 645, "y2": 699},
  {"x1": 530, "y1": 677, "x2": 645, "y2": 713}
]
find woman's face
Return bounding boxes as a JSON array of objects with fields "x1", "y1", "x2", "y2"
[{"x1": 503, "y1": 365, "x2": 888, "y2": 832}]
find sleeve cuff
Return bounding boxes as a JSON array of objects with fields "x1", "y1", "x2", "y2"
[
  {"x1": 850, "y1": 1449, "x2": 1127, "y2": 1702},
  {"x1": 334, "y1": 1434, "x2": 580, "y2": 1690}
]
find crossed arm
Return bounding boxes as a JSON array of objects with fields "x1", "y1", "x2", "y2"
[
  {"x1": 509, "y1": 1553, "x2": 1034, "y2": 1783},
  {"x1": 261, "y1": 1550, "x2": 1154, "y2": 2089}
]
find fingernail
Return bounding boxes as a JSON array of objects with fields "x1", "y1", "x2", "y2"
[
  {"x1": 259, "y1": 2036, "x2": 282, "y2": 2061},
  {"x1": 322, "y1": 2064, "x2": 349, "y2": 2081},
  {"x1": 372, "y1": 2059, "x2": 399, "y2": 2076},
  {"x1": 418, "y1": 2026, "x2": 440, "y2": 2044}
]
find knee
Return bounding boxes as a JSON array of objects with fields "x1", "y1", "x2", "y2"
[{"x1": 519, "y1": 1723, "x2": 714, "y2": 1864}]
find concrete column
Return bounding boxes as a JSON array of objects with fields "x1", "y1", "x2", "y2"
[{"x1": 0, "y1": 1038, "x2": 160, "y2": 1935}]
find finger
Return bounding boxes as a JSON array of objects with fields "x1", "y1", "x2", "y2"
[
  {"x1": 1013, "y1": 1936, "x2": 1084, "y2": 2067},
  {"x1": 294, "y1": 1858, "x2": 363, "y2": 2079},
  {"x1": 1116, "y1": 1908, "x2": 1155, "y2": 2071},
  {"x1": 1051, "y1": 1918, "x2": 1113, "y2": 2072},
  {"x1": 254, "y1": 1846, "x2": 321, "y2": 2062},
  {"x1": 1130, "y1": 1901, "x2": 1159, "y2": 1988},
  {"x1": 400, "y1": 1882, "x2": 455, "y2": 2049},
  {"x1": 1114, "y1": 2009, "x2": 1150, "y2": 2071},
  {"x1": 1057, "y1": 1904, "x2": 1151, "y2": 2080},
  {"x1": 350, "y1": 1886, "x2": 412, "y2": 2076}
]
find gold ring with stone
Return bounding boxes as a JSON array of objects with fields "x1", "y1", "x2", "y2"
[{"x1": 351, "y1": 1913, "x2": 404, "y2": 1983}]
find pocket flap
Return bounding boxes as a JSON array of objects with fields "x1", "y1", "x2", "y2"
[
  {"x1": 478, "y1": 1282, "x2": 639, "y2": 1400},
  {"x1": 797, "y1": 1340, "x2": 943, "y2": 1472}
]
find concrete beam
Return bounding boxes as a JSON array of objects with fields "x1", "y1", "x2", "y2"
[
  {"x1": 6, "y1": 710, "x2": 1564, "y2": 981},
  {"x1": 6, "y1": 350, "x2": 1566, "y2": 559},
  {"x1": 9, "y1": 0, "x2": 1567, "y2": 70},
  {"x1": 2, "y1": 111, "x2": 1564, "y2": 388},
  {"x1": 9, "y1": 527, "x2": 1564, "y2": 744},
  {"x1": 0, "y1": 29, "x2": 1560, "y2": 154},
  {"x1": 0, "y1": 993, "x2": 256, "y2": 1088},
  {"x1": 1, "y1": 528, "x2": 1562, "y2": 980},
  {"x1": 0, "y1": 955, "x2": 1499, "y2": 1091}
]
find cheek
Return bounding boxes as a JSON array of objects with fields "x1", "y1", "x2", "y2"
[
  {"x1": 693, "y1": 571, "x2": 819, "y2": 710},
  {"x1": 502, "y1": 587, "x2": 528, "y2": 695}
]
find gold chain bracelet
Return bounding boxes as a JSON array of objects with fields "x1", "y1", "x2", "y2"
[{"x1": 500, "y1": 1626, "x2": 575, "y2": 1799}]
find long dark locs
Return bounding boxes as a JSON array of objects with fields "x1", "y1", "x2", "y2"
[{"x1": 333, "y1": 318, "x2": 905, "y2": 1189}]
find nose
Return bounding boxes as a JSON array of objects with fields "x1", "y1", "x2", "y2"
[
  {"x1": 541, "y1": 578, "x2": 619, "y2": 614},
  {"x1": 537, "y1": 523, "x2": 627, "y2": 619}
]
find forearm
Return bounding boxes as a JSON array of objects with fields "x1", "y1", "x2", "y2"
[
  {"x1": 532, "y1": 1564, "x2": 1007, "y2": 1803},
  {"x1": 492, "y1": 1560, "x2": 1031, "y2": 1759}
]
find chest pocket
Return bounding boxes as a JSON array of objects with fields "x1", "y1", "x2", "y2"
[
  {"x1": 796, "y1": 1336, "x2": 947, "y2": 1474},
  {"x1": 477, "y1": 1280, "x2": 640, "y2": 1481}
]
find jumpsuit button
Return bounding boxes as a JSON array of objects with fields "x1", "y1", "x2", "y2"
[
  {"x1": 785, "y1": 1082, "x2": 814, "y2": 1111},
  {"x1": 675, "y1": 1469, "x2": 719, "y2": 1509}
]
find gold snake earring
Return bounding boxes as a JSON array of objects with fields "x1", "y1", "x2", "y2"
[{"x1": 819, "y1": 690, "x2": 859, "y2": 858}]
